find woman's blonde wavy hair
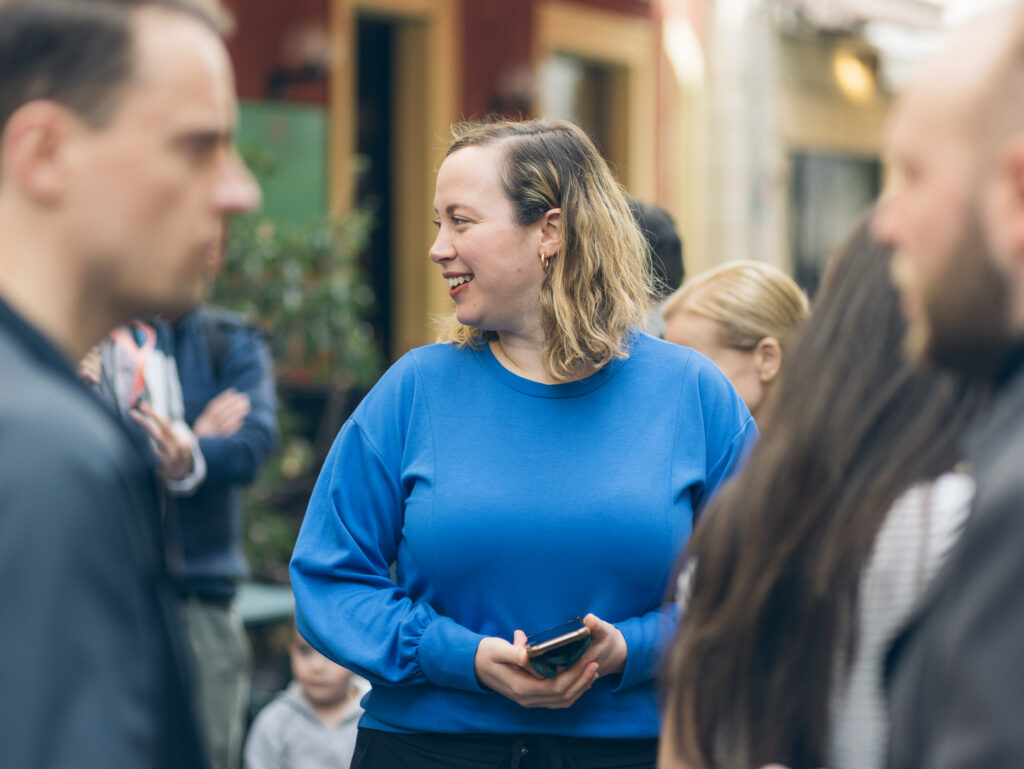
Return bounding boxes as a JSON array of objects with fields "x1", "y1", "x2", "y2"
[
  {"x1": 434, "y1": 119, "x2": 654, "y2": 381},
  {"x1": 662, "y1": 260, "x2": 809, "y2": 352}
]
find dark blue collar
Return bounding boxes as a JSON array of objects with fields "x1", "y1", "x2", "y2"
[
  {"x1": 995, "y1": 343, "x2": 1024, "y2": 390},
  {"x1": 0, "y1": 293, "x2": 77, "y2": 379}
]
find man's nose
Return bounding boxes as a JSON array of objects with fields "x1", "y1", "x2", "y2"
[
  {"x1": 871, "y1": 194, "x2": 899, "y2": 247},
  {"x1": 217, "y1": 151, "x2": 261, "y2": 215}
]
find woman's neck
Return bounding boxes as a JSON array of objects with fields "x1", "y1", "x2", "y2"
[
  {"x1": 489, "y1": 332, "x2": 600, "y2": 384},
  {"x1": 489, "y1": 333, "x2": 554, "y2": 383}
]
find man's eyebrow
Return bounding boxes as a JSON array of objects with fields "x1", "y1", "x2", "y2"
[
  {"x1": 178, "y1": 125, "x2": 234, "y2": 143},
  {"x1": 171, "y1": 128, "x2": 232, "y2": 153}
]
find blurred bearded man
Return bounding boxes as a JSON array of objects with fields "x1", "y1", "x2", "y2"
[{"x1": 873, "y1": 4, "x2": 1024, "y2": 767}]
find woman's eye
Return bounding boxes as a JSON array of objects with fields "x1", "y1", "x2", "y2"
[{"x1": 432, "y1": 215, "x2": 470, "y2": 228}]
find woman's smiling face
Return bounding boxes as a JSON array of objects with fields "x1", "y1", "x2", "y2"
[{"x1": 429, "y1": 144, "x2": 547, "y2": 340}]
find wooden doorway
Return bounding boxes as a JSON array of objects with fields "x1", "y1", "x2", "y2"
[{"x1": 330, "y1": 0, "x2": 458, "y2": 359}]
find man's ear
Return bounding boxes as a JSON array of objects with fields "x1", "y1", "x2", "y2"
[
  {"x1": 754, "y1": 336, "x2": 782, "y2": 384},
  {"x1": 538, "y1": 207, "x2": 562, "y2": 256},
  {"x1": 1, "y1": 101, "x2": 75, "y2": 205},
  {"x1": 993, "y1": 138, "x2": 1024, "y2": 332},
  {"x1": 997, "y1": 137, "x2": 1024, "y2": 260}
]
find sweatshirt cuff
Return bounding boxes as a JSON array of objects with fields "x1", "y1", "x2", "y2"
[
  {"x1": 610, "y1": 605, "x2": 678, "y2": 693},
  {"x1": 418, "y1": 617, "x2": 487, "y2": 692}
]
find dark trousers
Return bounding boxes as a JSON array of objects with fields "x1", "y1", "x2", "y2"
[{"x1": 352, "y1": 728, "x2": 658, "y2": 769}]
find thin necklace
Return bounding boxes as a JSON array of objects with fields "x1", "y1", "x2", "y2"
[{"x1": 492, "y1": 336, "x2": 551, "y2": 382}]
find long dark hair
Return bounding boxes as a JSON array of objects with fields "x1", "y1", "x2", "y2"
[{"x1": 662, "y1": 220, "x2": 988, "y2": 768}]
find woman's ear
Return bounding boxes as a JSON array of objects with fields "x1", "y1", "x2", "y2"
[
  {"x1": 754, "y1": 337, "x2": 782, "y2": 383},
  {"x1": 538, "y1": 208, "x2": 562, "y2": 255}
]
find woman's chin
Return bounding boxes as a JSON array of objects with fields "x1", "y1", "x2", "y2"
[{"x1": 455, "y1": 310, "x2": 483, "y2": 329}]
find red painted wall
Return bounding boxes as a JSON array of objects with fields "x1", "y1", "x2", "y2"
[
  {"x1": 461, "y1": 0, "x2": 654, "y2": 120},
  {"x1": 222, "y1": 0, "x2": 653, "y2": 114},
  {"x1": 222, "y1": 0, "x2": 330, "y2": 104},
  {"x1": 461, "y1": 0, "x2": 534, "y2": 119},
  {"x1": 575, "y1": 0, "x2": 654, "y2": 14}
]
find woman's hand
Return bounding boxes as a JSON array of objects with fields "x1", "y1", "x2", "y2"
[
  {"x1": 474, "y1": 630, "x2": 599, "y2": 709},
  {"x1": 577, "y1": 613, "x2": 628, "y2": 678}
]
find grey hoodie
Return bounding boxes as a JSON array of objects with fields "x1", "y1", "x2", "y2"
[{"x1": 244, "y1": 678, "x2": 369, "y2": 769}]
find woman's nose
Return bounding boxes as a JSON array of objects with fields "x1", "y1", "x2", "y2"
[{"x1": 429, "y1": 229, "x2": 455, "y2": 263}]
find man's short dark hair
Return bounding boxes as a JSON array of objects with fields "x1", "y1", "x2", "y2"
[
  {"x1": 0, "y1": 0, "x2": 227, "y2": 133},
  {"x1": 628, "y1": 198, "x2": 685, "y2": 300}
]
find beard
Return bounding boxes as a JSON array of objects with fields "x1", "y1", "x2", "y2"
[{"x1": 908, "y1": 208, "x2": 1015, "y2": 381}]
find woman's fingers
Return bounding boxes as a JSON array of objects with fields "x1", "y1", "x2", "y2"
[
  {"x1": 474, "y1": 635, "x2": 599, "y2": 709},
  {"x1": 555, "y1": 661, "x2": 599, "y2": 706},
  {"x1": 576, "y1": 612, "x2": 627, "y2": 677},
  {"x1": 515, "y1": 657, "x2": 598, "y2": 709},
  {"x1": 516, "y1": 629, "x2": 550, "y2": 680}
]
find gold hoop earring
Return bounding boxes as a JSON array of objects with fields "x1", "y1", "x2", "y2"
[{"x1": 539, "y1": 251, "x2": 552, "y2": 271}]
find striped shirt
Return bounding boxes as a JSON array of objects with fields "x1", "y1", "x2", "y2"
[{"x1": 828, "y1": 472, "x2": 974, "y2": 768}]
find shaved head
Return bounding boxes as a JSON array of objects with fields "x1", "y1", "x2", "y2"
[
  {"x1": 874, "y1": 3, "x2": 1024, "y2": 380},
  {"x1": 942, "y1": 8, "x2": 1024, "y2": 156},
  {"x1": 892, "y1": 6, "x2": 1024, "y2": 182}
]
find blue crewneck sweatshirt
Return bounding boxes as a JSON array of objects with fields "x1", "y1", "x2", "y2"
[{"x1": 291, "y1": 332, "x2": 756, "y2": 738}]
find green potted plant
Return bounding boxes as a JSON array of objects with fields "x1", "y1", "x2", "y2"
[{"x1": 212, "y1": 209, "x2": 385, "y2": 581}]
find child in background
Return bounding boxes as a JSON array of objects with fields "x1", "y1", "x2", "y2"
[{"x1": 244, "y1": 627, "x2": 369, "y2": 769}]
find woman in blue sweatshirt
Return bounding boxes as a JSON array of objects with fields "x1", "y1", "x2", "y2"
[{"x1": 290, "y1": 118, "x2": 756, "y2": 769}]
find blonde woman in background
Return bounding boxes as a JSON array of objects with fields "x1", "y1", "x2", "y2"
[{"x1": 662, "y1": 261, "x2": 809, "y2": 423}]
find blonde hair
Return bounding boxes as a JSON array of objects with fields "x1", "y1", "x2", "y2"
[
  {"x1": 434, "y1": 119, "x2": 654, "y2": 381},
  {"x1": 662, "y1": 260, "x2": 809, "y2": 351}
]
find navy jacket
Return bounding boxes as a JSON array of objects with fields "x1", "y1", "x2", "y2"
[{"x1": 171, "y1": 307, "x2": 277, "y2": 596}]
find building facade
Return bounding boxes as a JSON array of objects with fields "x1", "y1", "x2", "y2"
[{"x1": 221, "y1": 0, "x2": 941, "y2": 359}]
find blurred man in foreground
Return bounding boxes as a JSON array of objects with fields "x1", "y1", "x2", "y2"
[
  {"x1": 0, "y1": 0, "x2": 258, "y2": 766},
  {"x1": 873, "y1": 4, "x2": 1024, "y2": 767}
]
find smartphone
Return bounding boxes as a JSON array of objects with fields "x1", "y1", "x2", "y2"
[{"x1": 525, "y1": 617, "x2": 591, "y2": 658}]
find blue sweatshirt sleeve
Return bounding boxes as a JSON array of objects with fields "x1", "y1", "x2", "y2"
[
  {"x1": 613, "y1": 357, "x2": 757, "y2": 692},
  {"x1": 611, "y1": 604, "x2": 679, "y2": 693},
  {"x1": 289, "y1": 358, "x2": 487, "y2": 692},
  {"x1": 692, "y1": 358, "x2": 759, "y2": 515}
]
